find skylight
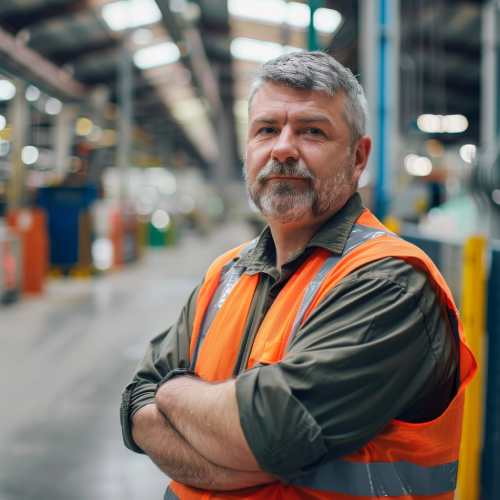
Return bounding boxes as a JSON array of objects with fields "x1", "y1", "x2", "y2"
[
  {"x1": 101, "y1": 0, "x2": 162, "y2": 32},
  {"x1": 228, "y1": 0, "x2": 342, "y2": 33},
  {"x1": 133, "y1": 42, "x2": 181, "y2": 70}
]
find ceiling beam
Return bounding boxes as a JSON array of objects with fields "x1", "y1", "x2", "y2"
[
  {"x1": 0, "y1": 0, "x2": 91, "y2": 32},
  {"x1": 0, "y1": 23, "x2": 86, "y2": 100}
]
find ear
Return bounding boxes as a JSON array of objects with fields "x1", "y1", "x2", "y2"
[{"x1": 352, "y1": 136, "x2": 372, "y2": 182}]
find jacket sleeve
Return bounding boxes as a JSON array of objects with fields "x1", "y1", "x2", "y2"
[
  {"x1": 120, "y1": 281, "x2": 202, "y2": 453},
  {"x1": 235, "y1": 258, "x2": 457, "y2": 483}
]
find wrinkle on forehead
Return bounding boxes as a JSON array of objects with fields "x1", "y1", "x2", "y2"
[{"x1": 249, "y1": 82, "x2": 347, "y2": 123}]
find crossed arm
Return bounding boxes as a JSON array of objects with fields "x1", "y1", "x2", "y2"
[{"x1": 131, "y1": 376, "x2": 276, "y2": 490}]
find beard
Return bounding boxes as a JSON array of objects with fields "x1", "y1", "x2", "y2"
[{"x1": 244, "y1": 153, "x2": 356, "y2": 223}]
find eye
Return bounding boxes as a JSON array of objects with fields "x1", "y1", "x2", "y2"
[
  {"x1": 261, "y1": 127, "x2": 276, "y2": 134},
  {"x1": 308, "y1": 127, "x2": 322, "y2": 135}
]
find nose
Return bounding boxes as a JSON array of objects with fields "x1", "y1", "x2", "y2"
[{"x1": 270, "y1": 127, "x2": 299, "y2": 163}]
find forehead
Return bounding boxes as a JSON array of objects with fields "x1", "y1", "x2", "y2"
[{"x1": 250, "y1": 82, "x2": 347, "y2": 120}]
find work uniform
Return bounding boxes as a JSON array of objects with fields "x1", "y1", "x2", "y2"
[{"x1": 121, "y1": 193, "x2": 475, "y2": 500}]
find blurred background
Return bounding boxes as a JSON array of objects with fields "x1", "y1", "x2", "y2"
[{"x1": 0, "y1": 0, "x2": 498, "y2": 499}]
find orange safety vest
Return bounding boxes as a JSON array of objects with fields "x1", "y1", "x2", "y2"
[{"x1": 167, "y1": 209, "x2": 477, "y2": 500}]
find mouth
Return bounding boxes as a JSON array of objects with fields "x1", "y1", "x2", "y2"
[{"x1": 266, "y1": 176, "x2": 308, "y2": 182}]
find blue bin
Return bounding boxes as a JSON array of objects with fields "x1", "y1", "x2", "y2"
[{"x1": 38, "y1": 186, "x2": 97, "y2": 266}]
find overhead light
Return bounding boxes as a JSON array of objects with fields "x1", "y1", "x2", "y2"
[
  {"x1": 133, "y1": 42, "x2": 180, "y2": 69},
  {"x1": 87, "y1": 125, "x2": 103, "y2": 142},
  {"x1": 228, "y1": 0, "x2": 341, "y2": 32},
  {"x1": 101, "y1": 0, "x2": 162, "y2": 31},
  {"x1": 287, "y1": 2, "x2": 310, "y2": 28},
  {"x1": 159, "y1": 173, "x2": 177, "y2": 196},
  {"x1": 492, "y1": 189, "x2": 500, "y2": 205},
  {"x1": 45, "y1": 97, "x2": 62, "y2": 115},
  {"x1": 92, "y1": 238, "x2": 114, "y2": 271},
  {"x1": 25, "y1": 85, "x2": 41, "y2": 102},
  {"x1": 404, "y1": 154, "x2": 432, "y2": 176},
  {"x1": 151, "y1": 209, "x2": 170, "y2": 229},
  {"x1": 313, "y1": 8, "x2": 342, "y2": 33},
  {"x1": 0, "y1": 80, "x2": 16, "y2": 101},
  {"x1": 230, "y1": 37, "x2": 302, "y2": 63},
  {"x1": 460, "y1": 144, "x2": 476, "y2": 163},
  {"x1": 21, "y1": 146, "x2": 39, "y2": 165},
  {"x1": 417, "y1": 114, "x2": 468, "y2": 133},
  {"x1": 76, "y1": 117, "x2": 93, "y2": 136},
  {"x1": 132, "y1": 28, "x2": 154, "y2": 45},
  {"x1": 170, "y1": 97, "x2": 207, "y2": 122},
  {"x1": 0, "y1": 115, "x2": 5, "y2": 132},
  {"x1": 178, "y1": 195, "x2": 195, "y2": 214}
]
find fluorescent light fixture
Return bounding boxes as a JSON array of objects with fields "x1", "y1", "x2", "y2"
[
  {"x1": 417, "y1": 114, "x2": 468, "y2": 133},
  {"x1": 45, "y1": 97, "x2": 62, "y2": 115},
  {"x1": 134, "y1": 42, "x2": 180, "y2": 69},
  {"x1": 287, "y1": 2, "x2": 310, "y2": 28},
  {"x1": 314, "y1": 8, "x2": 342, "y2": 33},
  {"x1": 230, "y1": 37, "x2": 302, "y2": 63},
  {"x1": 460, "y1": 144, "x2": 476, "y2": 163},
  {"x1": 0, "y1": 80, "x2": 16, "y2": 101},
  {"x1": 101, "y1": 0, "x2": 162, "y2": 32},
  {"x1": 21, "y1": 146, "x2": 39, "y2": 165},
  {"x1": 228, "y1": 0, "x2": 340, "y2": 32},
  {"x1": 25, "y1": 85, "x2": 41, "y2": 102},
  {"x1": 404, "y1": 154, "x2": 432, "y2": 176}
]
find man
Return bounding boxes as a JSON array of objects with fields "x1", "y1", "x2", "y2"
[{"x1": 121, "y1": 52, "x2": 475, "y2": 500}]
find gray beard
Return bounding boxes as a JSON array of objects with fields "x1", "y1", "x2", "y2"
[{"x1": 243, "y1": 155, "x2": 355, "y2": 223}]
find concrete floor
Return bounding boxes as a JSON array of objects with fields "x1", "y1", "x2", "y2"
[{"x1": 0, "y1": 222, "x2": 253, "y2": 500}]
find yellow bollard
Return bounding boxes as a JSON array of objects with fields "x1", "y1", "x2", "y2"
[
  {"x1": 457, "y1": 236, "x2": 487, "y2": 500},
  {"x1": 382, "y1": 215, "x2": 402, "y2": 236}
]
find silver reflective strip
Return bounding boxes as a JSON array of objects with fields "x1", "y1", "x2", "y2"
[
  {"x1": 286, "y1": 224, "x2": 397, "y2": 351},
  {"x1": 164, "y1": 487, "x2": 181, "y2": 500},
  {"x1": 190, "y1": 239, "x2": 257, "y2": 370},
  {"x1": 292, "y1": 459, "x2": 458, "y2": 497}
]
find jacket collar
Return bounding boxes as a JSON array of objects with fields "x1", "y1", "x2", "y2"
[{"x1": 236, "y1": 193, "x2": 366, "y2": 276}]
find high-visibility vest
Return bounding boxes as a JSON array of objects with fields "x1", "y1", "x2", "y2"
[{"x1": 167, "y1": 209, "x2": 477, "y2": 500}]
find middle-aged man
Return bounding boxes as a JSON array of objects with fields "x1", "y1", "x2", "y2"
[{"x1": 121, "y1": 52, "x2": 476, "y2": 500}]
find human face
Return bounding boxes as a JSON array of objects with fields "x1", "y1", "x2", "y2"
[{"x1": 244, "y1": 83, "x2": 361, "y2": 223}]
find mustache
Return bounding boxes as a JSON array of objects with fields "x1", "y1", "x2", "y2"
[{"x1": 255, "y1": 159, "x2": 316, "y2": 185}]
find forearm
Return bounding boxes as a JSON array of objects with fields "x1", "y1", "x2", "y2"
[
  {"x1": 132, "y1": 404, "x2": 275, "y2": 490},
  {"x1": 155, "y1": 377, "x2": 260, "y2": 471}
]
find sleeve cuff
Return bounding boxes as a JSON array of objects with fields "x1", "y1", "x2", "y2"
[
  {"x1": 120, "y1": 382, "x2": 156, "y2": 454},
  {"x1": 236, "y1": 365, "x2": 327, "y2": 483}
]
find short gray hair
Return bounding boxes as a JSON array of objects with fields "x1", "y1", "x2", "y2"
[{"x1": 248, "y1": 51, "x2": 368, "y2": 149}]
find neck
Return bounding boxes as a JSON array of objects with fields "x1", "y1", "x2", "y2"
[{"x1": 267, "y1": 209, "x2": 336, "y2": 272}]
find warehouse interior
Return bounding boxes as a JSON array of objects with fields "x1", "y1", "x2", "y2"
[{"x1": 0, "y1": 0, "x2": 498, "y2": 499}]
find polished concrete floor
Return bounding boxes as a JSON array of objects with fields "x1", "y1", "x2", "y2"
[{"x1": 0, "y1": 222, "x2": 253, "y2": 500}]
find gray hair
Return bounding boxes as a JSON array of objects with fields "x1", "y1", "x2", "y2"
[{"x1": 248, "y1": 51, "x2": 368, "y2": 149}]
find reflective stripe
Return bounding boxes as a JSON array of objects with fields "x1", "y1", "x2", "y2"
[
  {"x1": 191, "y1": 239, "x2": 257, "y2": 370},
  {"x1": 164, "y1": 487, "x2": 181, "y2": 500},
  {"x1": 292, "y1": 460, "x2": 458, "y2": 497},
  {"x1": 286, "y1": 224, "x2": 397, "y2": 350}
]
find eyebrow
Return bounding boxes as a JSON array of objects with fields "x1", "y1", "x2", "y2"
[
  {"x1": 252, "y1": 118, "x2": 279, "y2": 124},
  {"x1": 295, "y1": 116, "x2": 333, "y2": 125},
  {"x1": 251, "y1": 116, "x2": 333, "y2": 126}
]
